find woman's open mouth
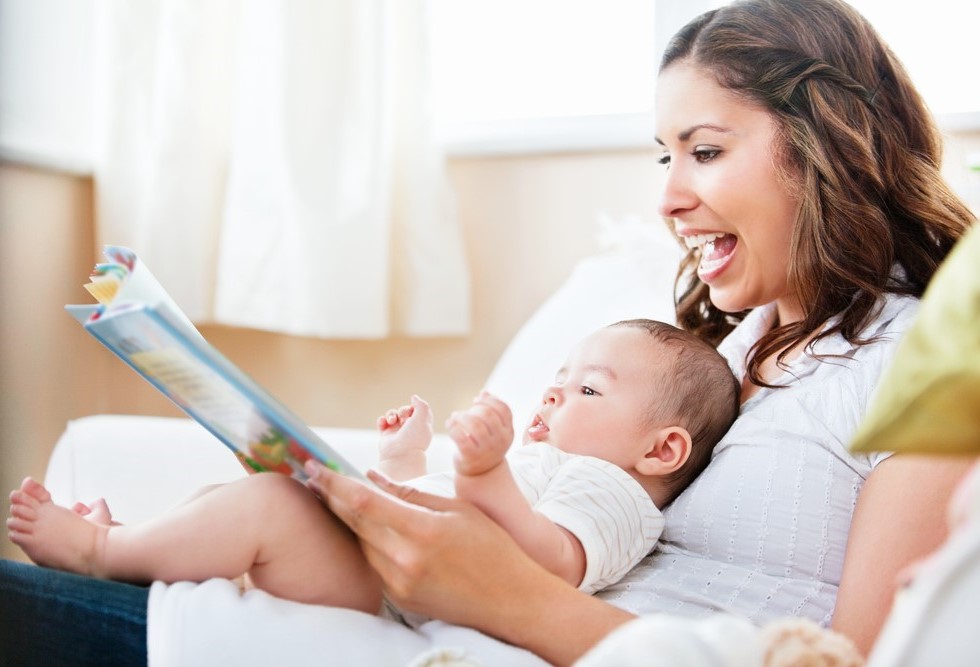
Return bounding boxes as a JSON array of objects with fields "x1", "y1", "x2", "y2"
[{"x1": 685, "y1": 232, "x2": 737, "y2": 282}]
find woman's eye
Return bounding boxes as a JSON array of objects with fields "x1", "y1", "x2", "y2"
[
  {"x1": 693, "y1": 148, "x2": 720, "y2": 163},
  {"x1": 657, "y1": 154, "x2": 671, "y2": 166}
]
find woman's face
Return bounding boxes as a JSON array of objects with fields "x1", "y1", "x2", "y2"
[{"x1": 656, "y1": 61, "x2": 803, "y2": 324}]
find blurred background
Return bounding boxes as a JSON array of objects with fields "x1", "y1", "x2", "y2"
[{"x1": 2, "y1": 0, "x2": 978, "y2": 561}]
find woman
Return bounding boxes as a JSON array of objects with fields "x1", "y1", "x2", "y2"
[
  {"x1": 306, "y1": 0, "x2": 973, "y2": 661},
  {"x1": 1, "y1": 0, "x2": 975, "y2": 664}
]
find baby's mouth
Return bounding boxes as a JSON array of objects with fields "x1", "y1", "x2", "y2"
[{"x1": 526, "y1": 414, "x2": 549, "y2": 440}]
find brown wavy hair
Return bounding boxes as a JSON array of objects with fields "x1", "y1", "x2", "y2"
[{"x1": 661, "y1": 0, "x2": 975, "y2": 387}]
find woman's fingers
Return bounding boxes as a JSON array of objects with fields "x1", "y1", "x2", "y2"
[
  {"x1": 365, "y1": 469, "x2": 457, "y2": 512},
  {"x1": 306, "y1": 460, "x2": 544, "y2": 628},
  {"x1": 306, "y1": 462, "x2": 448, "y2": 537},
  {"x1": 306, "y1": 463, "x2": 456, "y2": 600}
]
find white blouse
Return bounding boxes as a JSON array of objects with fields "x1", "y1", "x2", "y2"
[{"x1": 597, "y1": 294, "x2": 917, "y2": 626}]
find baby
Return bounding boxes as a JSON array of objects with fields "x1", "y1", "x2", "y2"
[{"x1": 7, "y1": 319, "x2": 738, "y2": 614}]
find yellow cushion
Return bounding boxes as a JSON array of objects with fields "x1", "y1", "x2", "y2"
[{"x1": 850, "y1": 224, "x2": 980, "y2": 454}]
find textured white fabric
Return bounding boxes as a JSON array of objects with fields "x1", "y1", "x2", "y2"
[
  {"x1": 597, "y1": 294, "x2": 917, "y2": 626},
  {"x1": 411, "y1": 443, "x2": 664, "y2": 595}
]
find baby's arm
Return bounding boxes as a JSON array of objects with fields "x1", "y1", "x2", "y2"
[
  {"x1": 377, "y1": 395, "x2": 432, "y2": 481},
  {"x1": 448, "y1": 392, "x2": 586, "y2": 588}
]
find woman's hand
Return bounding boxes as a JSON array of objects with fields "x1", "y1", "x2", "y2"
[
  {"x1": 305, "y1": 463, "x2": 531, "y2": 624},
  {"x1": 304, "y1": 462, "x2": 634, "y2": 665}
]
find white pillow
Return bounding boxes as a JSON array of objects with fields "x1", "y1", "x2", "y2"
[{"x1": 483, "y1": 214, "x2": 682, "y2": 439}]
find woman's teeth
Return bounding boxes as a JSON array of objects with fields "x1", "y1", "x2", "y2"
[{"x1": 684, "y1": 232, "x2": 727, "y2": 250}]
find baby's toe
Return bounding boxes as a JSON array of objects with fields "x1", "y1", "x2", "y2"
[
  {"x1": 20, "y1": 478, "x2": 51, "y2": 503},
  {"x1": 9, "y1": 490, "x2": 38, "y2": 510},
  {"x1": 7, "y1": 515, "x2": 32, "y2": 536},
  {"x1": 9, "y1": 502, "x2": 37, "y2": 521}
]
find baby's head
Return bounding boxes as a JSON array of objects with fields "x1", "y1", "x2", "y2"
[{"x1": 523, "y1": 319, "x2": 739, "y2": 506}]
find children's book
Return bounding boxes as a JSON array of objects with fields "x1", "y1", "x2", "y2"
[{"x1": 67, "y1": 246, "x2": 365, "y2": 481}]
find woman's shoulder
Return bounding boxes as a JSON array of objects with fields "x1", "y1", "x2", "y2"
[
  {"x1": 798, "y1": 292, "x2": 919, "y2": 390},
  {"x1": 806, "y1": 292, "x2": 919, "y2": 363},
  {"x1": 865, "y1": 292, "x2": 920, "y2": 339},
  {"x1": 792, "y1": 292, "x2": 921, "y2": 468}
]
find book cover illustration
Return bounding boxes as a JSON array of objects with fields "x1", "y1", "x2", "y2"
[{"x1": 68, "y1": 246, "x2": 363, "y2": 481}]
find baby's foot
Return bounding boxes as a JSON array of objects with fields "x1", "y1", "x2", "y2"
[
  {"x1": 378, "y1": 395, "x2": 433, "y2": 459},
  {"x1": 7, "y1": 477, "x2": 108, "y2": 577},
  {"x1": 377, "y1": 395, "x2": 433, "y2": 480}
]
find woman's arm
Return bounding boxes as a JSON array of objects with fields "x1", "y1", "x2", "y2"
[
  {"x1": 832, "y1": 453, "x2": 974, "y2": 655},
  {"x1": 305, "y1": 464, "x2": 635, "y2": 666}
]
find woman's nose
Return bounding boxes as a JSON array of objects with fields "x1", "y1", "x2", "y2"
[{"x1": 657, "y1": 163, "x2": 698, "y2": 219}]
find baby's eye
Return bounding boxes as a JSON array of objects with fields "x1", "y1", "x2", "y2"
[
  {"x1": 581, "y1": 386, "x2": 597, "y2": 396},
  {"x1": 693, "y1": 147, "x2": 721, "y2": 163}
]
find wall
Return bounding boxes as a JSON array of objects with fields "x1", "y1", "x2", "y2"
[
  {"x1": 0, "y1": 164, "x2": 101, "y2": 560},
  {"x1": 0, "y1": 149, "x2": 665, "y2": 560}
]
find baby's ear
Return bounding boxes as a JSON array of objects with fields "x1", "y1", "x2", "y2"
[{"x1": 634, "y1": 427, "x2": 692, "y2": 477}]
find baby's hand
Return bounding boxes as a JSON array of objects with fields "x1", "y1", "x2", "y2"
[
  {"x1": 446, "y1": 391, "x2": 514, "y2": 477},
  {"x1": 377, "y1": 395, "x2": 433, "y2": 464}
]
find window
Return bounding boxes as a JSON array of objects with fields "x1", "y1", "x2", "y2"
[
  {"x1": 428, "y1": 0, "x2": 980, "y2": 155},
  {"x1": 429, "y1": 0, "x2": 658, "y2": 123},
  {"x1": 0, "y1": 0, "x2": 95, "y2": 172},
  {"x1": 846, "y1": 0, "x2": 980, "y2": 128},
  {"x1": 427, "y1": 0, "x2": 715, "y2": 154}
]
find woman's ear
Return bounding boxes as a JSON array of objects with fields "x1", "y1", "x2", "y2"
[{"x1": 634, "y1": 427, "x2": 692, "y2": 477}]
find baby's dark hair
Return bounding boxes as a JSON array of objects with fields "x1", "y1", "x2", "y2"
[{"x1": 611, "y1": 319, "x2": 739, "y2": 503}]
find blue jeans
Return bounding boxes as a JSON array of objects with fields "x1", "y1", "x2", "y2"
[{"x1": 0, "y1": 559, "x2": 149, "y2": 666}]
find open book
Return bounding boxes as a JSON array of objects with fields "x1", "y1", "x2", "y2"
[{"x1": 67, "y1": 246, "x2": 364, "y2": 481}]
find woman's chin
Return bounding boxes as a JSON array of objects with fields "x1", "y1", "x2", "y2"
[{"x1": 706, "y1": 288, "x2": 748, "y2": 315}]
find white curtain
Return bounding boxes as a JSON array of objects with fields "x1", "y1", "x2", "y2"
[{"x1": 93, "y1": 0, "x2": 470, "y2": 338}]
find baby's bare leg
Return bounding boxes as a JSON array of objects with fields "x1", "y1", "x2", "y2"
[{"x1": 8, "y1": 475, "x2": 381, "y2": 612}]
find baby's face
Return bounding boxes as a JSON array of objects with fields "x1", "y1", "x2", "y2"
[{"x1": 523, "y1": 326, "x2": 667, "y2": 468}]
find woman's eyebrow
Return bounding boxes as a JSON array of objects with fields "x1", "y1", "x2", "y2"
[{"x1": 655, "y1": 123, "x2": 733, "y2": 145}]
